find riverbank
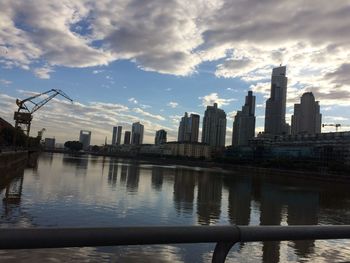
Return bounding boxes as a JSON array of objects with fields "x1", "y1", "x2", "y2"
[{"x1": 0, "y1": 151, "x2": 28, "y2": 178}]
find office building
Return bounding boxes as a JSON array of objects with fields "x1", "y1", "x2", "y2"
[
  {"x1": 155, "y1": 129, "x2": 167, "y2": 145},
  {"x1": 232, "y1": 91, "x2": 256, "y2": 146},
  {"x1": 112, "y1": 126, "x2": 122, "y2": 145},
  {"x1": 202, "y1": 103, "x2": 227, "y2": 147},
  {"x1": 264, "y1": 66, "x2": 290, "y2": 135},
  {"x1": 178, "y1": 113, "x2": 200, "y2": 142},
  {"x1": 124, "y1": 131, "x2": 131, "y2": 144},
  {"x1": 131, "y1": 122, "x2": 144, "y2": 145},
  {"x1": 79, "y1": 130, "x2": 91, "y2": 150},
  {"x1": 291, "y1": 92, "x2": 322, "y2": 135}
]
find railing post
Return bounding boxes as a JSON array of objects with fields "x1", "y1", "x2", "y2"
[{"x1": 212, "y1": 241, "x2": 236, "y2": 263}]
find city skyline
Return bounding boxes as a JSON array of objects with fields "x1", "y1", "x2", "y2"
[{"x1": 1, "y1": 1, "x2": 350, "y2": 145}]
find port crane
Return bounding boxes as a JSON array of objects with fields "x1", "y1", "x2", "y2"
[
  {"x1": 322, "y1": 123, "x2": 341, "y2": 132},
  {"x1": 14, "y1": 89, "x2": 73, "y2": 140}
]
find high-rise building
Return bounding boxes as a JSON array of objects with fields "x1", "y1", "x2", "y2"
[
  {"x1": 264, "y1": 66, "x2": 290, "y2": 135},
  {"x1": 232, "y1": 91, "x2": 256, "y2": 146},
  {"x1": 131, "y1": 122, "x2": 144, "y2": 145},
  {"x1": 124, "y1": 131, "x2": 131, "y2": 144},
  {"x1": 202, "y1": 103, "x2": 227, "y2": 147},
  {"x1": 291, "y1": 92, "x2": 322, "y2": 135},
  {"x1": 79, "y1": 130, "x2": 91, "y2": 150},
  {"x1": 155, "y1": 129, "x2": 167, "y2": 145},
  {"x1": 112, "y1": 126, "x2": 122, "y2": 145},
  {"x1": 178, "y1": 112, "x2": 200, "y2": 142}
]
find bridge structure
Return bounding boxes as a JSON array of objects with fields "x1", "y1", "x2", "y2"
[{"x1": 1, "y1": 225, "x2": 350, "y2": 262}]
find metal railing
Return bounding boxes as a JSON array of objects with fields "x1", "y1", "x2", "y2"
[{"x1": 1, "y1": 225, "x2": 350, "y2": 262}]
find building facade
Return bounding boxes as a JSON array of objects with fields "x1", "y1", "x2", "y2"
[
  {"x1": 79, "y1": 130, "x2": 91, "y2": 150},
  {"x1": 265, "y1": 66, "x2": 290, "y2": 135},
  {"x1": 112, "y1": 126, "x2": 122, "y2": 145},
  {"x1": 164, "y1": 142, "x2": 211, "y2": 159},
  {"x1": 178, "y1": 112, "x2": 200, "y2": 142},
  {"x1": 44, "y1": 138, "x2": 55, "y2": 149},
  {"x1": 131, "y1": 122, "x2": 144, "y2": 145},
  {"x1": 232, "y1": 91, "x2": 256, "y2": 146},
  {"x1": 291, "y1": 92, "x2": 322, "y2": 135},
  {"x1": 202, "y1": 103, "x2": 227, "y2": 147},
  {"x1": 155, "y1": 129, "x2": 167, "y2": 145},
  {"x1": 124, "y1": 131, "x2": 131, "y2": 144}
]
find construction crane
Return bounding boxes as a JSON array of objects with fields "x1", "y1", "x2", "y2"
[
  {"x1": 322, "y1": 123, "x2": 341, "y2": 132},
  {"x1": 14, "y1": 89, "x2": 73, "y2": 140}
]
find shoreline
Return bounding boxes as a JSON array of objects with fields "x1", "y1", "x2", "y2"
[{"x1": 44, "y1": 150, "x2": 350, "y2": 183}]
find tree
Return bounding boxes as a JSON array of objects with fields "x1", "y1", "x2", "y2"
[{"x1": 64, "y1": 141, "x2": 83, "y2": 152}]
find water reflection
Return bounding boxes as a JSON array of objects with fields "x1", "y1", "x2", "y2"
[
  {"x1": 173, "y1": 168, "x2": 196, "y2": 215},
  {"x1": 197, "y1": 172, "x2": 222, "y2": 225},
  {"x1": 2, "y1": 153, "x2": 350, "y2": 262}
]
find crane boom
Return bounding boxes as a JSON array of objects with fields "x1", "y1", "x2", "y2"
[
  {"x1": 322, "y1": 123, "x2": 341, "y2": 132},
  {"x1": 13, "y1": 89, "x2": 73, "y2": 145}
]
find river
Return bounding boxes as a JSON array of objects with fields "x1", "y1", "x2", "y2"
[{"x1": 1, "y1": 152, "x2": 350, "y2": 262}]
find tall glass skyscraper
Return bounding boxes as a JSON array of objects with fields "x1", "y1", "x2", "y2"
[
  {"x1": 232, "y1": 91, "x2": 256, "y2": 146},
  {"x1": 264, "y1": 66, "x2": 290, "y2": 135},
  {"x1": 178, "y1": 112, "x2": 200, "y2": 142},
  {"x1": 202, "y1": 103, "x2": 226, "y2": 147},
  {"x1": 131, "y1": 122, "x2": 144, "y2": 145}
]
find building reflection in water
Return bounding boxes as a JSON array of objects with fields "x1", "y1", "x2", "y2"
[
  {"x1": 259, "y1": 182, "x2": 319, "y2": 263},
  {"x1": 197, "y1": 172, "x2": 222, "y2": 225},
  {"x1": 108, "y1": 160, "x2": 118, "y2": 187},
  {"x1": 120, "y1": 165, "x2": 128, "y2": 185},
  {"x1": 1, "y1": 171, "x2": 24, "y2": 218},
  {"x1": 126, "y1": 163, "x2": 140, "y2": 193},
  {"x1": 151, "y1": 167, "x2": 164, "y2": 191},
  {"x1": 173, "y1": 168, "x2": 196, "y2": 215},
  {"x1": 62, "y1": 154, "x2": 89, "y2": 176}
]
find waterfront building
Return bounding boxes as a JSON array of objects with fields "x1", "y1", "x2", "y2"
[
  {"x1": 112, "y1": 126, "x2": 122, "y2": 145},
  {"x1": 124, "y1": 131, "x2": 131, "y2": 144},
  {"x1": 178, "y1": 112, "x2": 200, "y2": 142},
  {"x1": 79, "y1": 130, "x2": 91, "y2": 150},
  {"x1": 131, "y1": 122, "x2": 144, "y2": 145},
  {"x1": 164, "y1": 142, "x2": 211, "y2": 159},
  {"x1": 232, "y1": 91, "x2": 256, "y2": 146},
  {"x1": 291, "y1": 92, "x2": 322, "y2": 135},
  {"x1": 264, "y1": 66, "x2": 290, "y2": 135},
  {"x1": 202, "y1": 103, "x2": 227, "y2": 147},
  {"x1": 44, "y1": 138, "x2": 55, "y2": 149},
  {"x1": 155, "y1": 129, "x2": 167, "y2": 145}
]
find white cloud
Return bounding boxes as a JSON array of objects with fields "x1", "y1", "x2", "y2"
[
  {"x1": 0, "y1": 78, "x2": 12, "y2": 85},
  {"x1": 33, "y1": 66, "x2": 54, "y2": 79},
  {"x1": 167, "y1": 101, "x2": 179, "y2": 108},
  {"x1": 133, "y1": 108, "x2": 165, "y2": 121},
  {"x1": 199, "y1": 93, "x2": 235, "y2": 107},
  {"x1": 128, "y1": 97, "x2": 138, "y2": 104}
]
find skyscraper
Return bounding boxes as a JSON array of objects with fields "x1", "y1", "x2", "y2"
[
  {"x1": 232, "y1": 91, "x2": 256, "y2": 146},
  {"x1": 202, "y1": 103, "x2": 227, "y2": 147},
  {"x1": 155, "y1": 129, "x2": 167, "y2": 145},
  {"x1": 124, "y1": 131, "x2": 131, "y2": 144},
  {"x1": 112, "y1": 126, "x2": 122, "y2": 145},
  {"x1": 264, "y1": 66, "x2": 290, "y2": 135},
  {"x1": 178, "y1": 112, "x2": 200, "y2": 142},
  {"x1": 131, "y1": 122, "x2": 144, "y2": 145},
  {"x1": 79, "y1": 130, "x2": 91, "y2": 150},
  {"x1": 291, "y1": 92, "x2": 322, "y2": 135}
]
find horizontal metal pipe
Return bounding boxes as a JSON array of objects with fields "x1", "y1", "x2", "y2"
[
  {"x1": 0, "y1": 226, "x2": 240, "y2": 249},
  {"x1": 1, "y1": 225, "x2": 350, "y2": 250}
]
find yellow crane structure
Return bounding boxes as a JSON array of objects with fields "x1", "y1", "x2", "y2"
[{"x1": 14, "y1": 89, "x2": 73, "y2": 143}]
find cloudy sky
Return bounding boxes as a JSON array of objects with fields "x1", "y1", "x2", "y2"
[{"x1": 1, "y1": 0, "x2": 350, "y2": 145}]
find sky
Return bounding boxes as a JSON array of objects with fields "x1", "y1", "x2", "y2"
[{"x1": 1, "y1": 0, "x2": 350, "y2": 145}]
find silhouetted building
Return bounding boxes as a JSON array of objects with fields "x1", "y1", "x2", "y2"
[
  {"x1": 202, "y1": 103, "x2": 227, "y2": 147},
  {"x1": 178, "y1": 112, "x2": 200, "y2": 142},
  {"x1": 131, "y1": 122, "x2": 144, "y2": 145},
  {"x1": 124, "y1": 131, "x2": 131, "y2": 144},
  {"x1": 44, "y1": 138, "x2": 55, "y2": 149},
  {"x1": 291, "y1": 92, "x2": 322, "y2": 135},
  {"x1": 232, "y1": 91, "x2": 256, "y2": 146},
  {"x1": 155, "y1": 129, "x2": 167, "y2": 145},
  {"x1": 79, "y1": 130, "x2": 91, "y2": 150},
  {"x1": 265, "y1": 66, "x2": 290, "y2": 135},
  {"x1": 112, "y1": 126, "x2": 122, "y2": 145}
]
